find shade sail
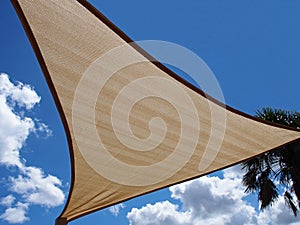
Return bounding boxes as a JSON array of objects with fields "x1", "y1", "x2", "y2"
[{"x1": 11, "y1": 0, "x2": 300, "y2": 224}]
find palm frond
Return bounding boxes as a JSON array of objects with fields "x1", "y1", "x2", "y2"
[
  {"x1": 284, "y1": 191, "x2": 298, "y2": 217},
  {"x1": 242, "y1": 107, "x2": 300, "y2": 217},
  {"x1": 258, "y1": 169, "x2": 279, "y2": 210}
]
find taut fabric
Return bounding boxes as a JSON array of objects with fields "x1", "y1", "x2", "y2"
[{"x1": 11, "y1": 0, "x2": 300, "y2": 224}]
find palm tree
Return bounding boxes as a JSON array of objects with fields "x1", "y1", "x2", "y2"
[{"x1": 242, "y1": 107, "x2": 300, "y2": 216}]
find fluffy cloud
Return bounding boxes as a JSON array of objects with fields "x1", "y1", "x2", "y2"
[
  {"x1": 10, "y1": 166, "x2": 64, "y2": 208},
  {"x1": 0, "y1": 74, "x2": 64, "y2": 224},
  {"x1": 127, "y1": 165, "x2": 300, "y2": 225},
  {"x1": 0, "y1": 74, "x2": 53, "y2": 168},
  {"x1": 258, "y1": 196, "x2": 300, "y2": 225},
  {"x1": 0, "y1": 92, "x2": 34, "y2": 168},
  {"x1": 109, "y1": 203, "x2": 126, "y2": 216},
  {"x1": 0, "y1": 202, "x2": 29, "y2": 224},
  {"x1": 128, "y1": 201, "x2": 191, "y2": 225},
  {"x1": 0, "y1": 195, "x2": 15, "y2": 208},
  {"x1": 0, "y1": 73, "x2": 40, "y2": 110}
]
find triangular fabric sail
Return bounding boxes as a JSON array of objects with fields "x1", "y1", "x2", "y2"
[{"x1": 11, "y1": 0, "x2": 300, "y2": 224}]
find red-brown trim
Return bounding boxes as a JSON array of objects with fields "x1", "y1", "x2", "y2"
[
  {"x1": 78, "y1": 0, "x2": 300, "y2": 132},
  {"x1": 10, "y1": 0, "x2": 300, "y2": 224},
  {"x1": 10, "y1": 1, "x2": 75, "y2": 224}
]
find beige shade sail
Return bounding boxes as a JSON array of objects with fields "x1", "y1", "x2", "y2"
[{"x1": 11, "y1": 0, "x2": 300, "y2": 224}]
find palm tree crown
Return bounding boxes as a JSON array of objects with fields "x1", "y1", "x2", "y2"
[{"x1": 242, "y1": 107, "x2": 300, "y2": 216}]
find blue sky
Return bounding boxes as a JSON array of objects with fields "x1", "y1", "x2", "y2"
[{"x1": 1, "y1": 0, "x2": 300, "y2": 225}]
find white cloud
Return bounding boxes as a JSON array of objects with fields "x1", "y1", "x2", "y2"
[
  {"x1": 0, "y1": 93, "x2": 34, "y2": 168},
  {"x1": 257, "y1": 196, "x2": 300, "y2": 225},
  {"x1": 127, "y1": 166, "x2": 300, "y2": 225},
  {"x1": 0, "y1": 73, "x2": 40, "y2": 110},
  {"x1": 10, "y1": 166, "x2": 64, "y2": 208},
  {"x1": 0, "y1": 74, "x2": 65, "y2": 223},
  {"x1": 128, "y1": 201, "x2": 191, "y2": 225},
  {"x1": 33, "y1": 120, "x2": 52, "y2": 138},
  {"x1": 109, "y1": 203, "x2": 126, "y2": 216},
  {"x1": 0, "y1": 74, "x2": 53, "y2": 168},
  {"x1": 0, "y1": 195, "x2": 15, "y2": 208},
  {"x1": 0, "y1": 202, "x2": 29, "y2": 224},
  {"x1": 223, "y1": 164, "x2": 244, "y2": 179}
]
